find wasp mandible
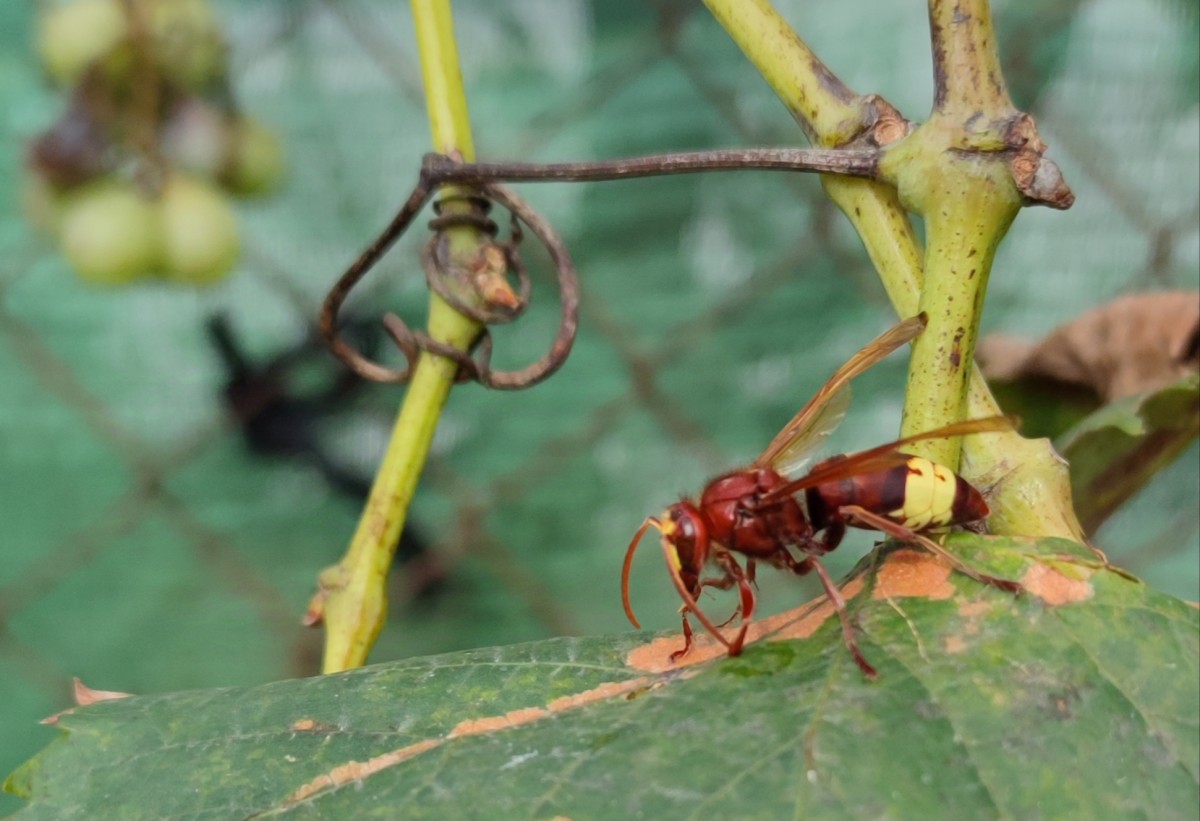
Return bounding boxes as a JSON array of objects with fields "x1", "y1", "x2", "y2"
[{"x1": 621, "y1": 315, "x2": 1021, "y2": 678}]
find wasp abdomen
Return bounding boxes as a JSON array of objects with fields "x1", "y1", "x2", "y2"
[{"x1": 809, "y1": 456, "x2": 988, "y2": 533}]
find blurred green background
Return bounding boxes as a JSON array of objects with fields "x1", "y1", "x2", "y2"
[{"x1": 1, "y1": 0, "x2": 1197, "y2": 809}]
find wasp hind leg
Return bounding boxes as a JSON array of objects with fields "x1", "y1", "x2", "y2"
[
  {"x1": 838, "y1": 504, "x2": 1023, "y2": 594},
  {"x1": 806, "y1": 555, "x2": 879, "y2": 679}
]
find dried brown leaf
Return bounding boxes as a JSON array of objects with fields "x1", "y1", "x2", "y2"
[
  {"x1": 978, "y1": 291, "x2": 1200, "y2": 402},
  {"x1": 40, "y1": 679, "x2": 135, "y2": 726}
]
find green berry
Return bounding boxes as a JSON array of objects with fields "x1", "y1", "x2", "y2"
[
  {"x1": 223, "y1": 117, "x2": 285, "y2": 197},
  {"x1": 59, "y1": 178, "x2": 159, "y2": 285},
  {"x1": 159, "y1": 174, "x2": 239, "y2": 285},
  {"x1": 37, "y1": 0, "x2": 128, "y2": 87}
]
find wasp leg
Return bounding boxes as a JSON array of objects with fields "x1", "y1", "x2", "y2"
[
  {"x1": 838, "y1": 504, "x2": 1022, "y2": 594},
  {"x1": 671, "y1": 556, "x2": 755, "y2": 661},
  {"x1": 807, "y1": 555, "x2": 879, "y2": 679},
  {"x1": 661, "y1": 554, "x2": 738, "y2": 661},
  {"x1": 670, "y1": 611, "x2": 697, "y2": 663},
  {"x1": 714, "y1": 553, "x2": 755, "y2": 655},
  {"x1": 699, "y1": 558, "x2": 757, "y2": 629},
  {"x1": 694, "y1": 573, "x2": 740, "y2": 628}
]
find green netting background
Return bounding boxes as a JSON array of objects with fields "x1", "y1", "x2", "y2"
[{"x1": 1, "y1": 0, "x2": 1197, "y2": 808}]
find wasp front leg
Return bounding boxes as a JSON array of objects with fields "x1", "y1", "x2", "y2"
[
  {"x1": 668, "y1": 554, "x2": 756, "y2": 661},
  {"x1": 699, "y1": 556, "x2": 759, "y2": 628},
  {"x1": 671, "y1": 611, "x2": 698, "y2": 663}
]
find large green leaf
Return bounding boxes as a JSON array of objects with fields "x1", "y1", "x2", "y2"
[{"x1": 7, "y1": 535, "x2": 1197, "y2": 819}]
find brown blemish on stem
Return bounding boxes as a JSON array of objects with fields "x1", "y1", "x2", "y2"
[
  {"x1": 625, "y1": 577, "x2": 866, "y2": 673},
  {"x1": 808, "y1": 54, "x2": 856, "y2": 106},
  {"x1": 273, "y1": 677, "x2": 652, "y2": 809},
  {"x1": 1022, "y1": 562, "x2": 1093, "y2": 605},
  {"x1": 950, "y1": 326, "x2": 966, "y2": 369},
  {"x1": 873, "y1": 549, "x2": 956, "y2": 600}
]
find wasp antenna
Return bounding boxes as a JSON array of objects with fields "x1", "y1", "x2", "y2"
[
  {"x1": 659, "y1": 539, "x2": 736, "y2": 652},
  {"x1": 621, "y1": 517, "x2": 660, "y2": 629}
]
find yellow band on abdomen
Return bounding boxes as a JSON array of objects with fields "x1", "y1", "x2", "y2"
[{"x1": 888, "y1": 457, "x2": 958, "y2": 530}]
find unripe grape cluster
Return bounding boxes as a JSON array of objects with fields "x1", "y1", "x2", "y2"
[{"x1": 26, "y1": 0, "x2": 285, "y2": 286}]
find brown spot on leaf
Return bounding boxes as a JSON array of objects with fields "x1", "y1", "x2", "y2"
[
  {"x1": 448, "y1": 707, "x2": 549, "y2": 738},
  {"x1": 957, "y1": 600, "x2": 991, "y2": 618},
  {"x1": 625, "y1": 578, "x2": 866, "y2": 673},
  {"x1": 276, "y1": 677, "x2": 652, "y2": 809},
  {"x1": 873, "y1": 549, "x2": 956, "y2": 600},
  {"x1": 1022, "y1": 562, "x2": 1093, "y2": 605},
  {"x1": 944, "y1": 635, "x2": 968, "y2": 654},
  {"x1": 284, "y1": 740, "x2": 443, "y2": 805},
  {"x1": 953, "y1": 598, "x2": 992, "y2": 640},
  {"x1": 547, "y1": 678, "x2": 654, "y2": 712}
]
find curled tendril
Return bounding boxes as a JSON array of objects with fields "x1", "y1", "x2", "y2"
[{"x1": 319, "y1": 168, "x2": 579, "y2": 390}]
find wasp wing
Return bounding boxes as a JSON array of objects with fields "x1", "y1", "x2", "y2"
[
  {"x1": 761, "y1": 384, "x2": 852, "y2": 477},
  {"x1": 762, "y1": 415, "x2": 1016, "y2": 500},
  {"x1": 753, "y1": 314, "x2": 926, "y2": 473}
]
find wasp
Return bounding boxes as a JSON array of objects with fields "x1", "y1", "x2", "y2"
[{"x1": 621, "y1": 315, "x2": 1021, "y2": 678}]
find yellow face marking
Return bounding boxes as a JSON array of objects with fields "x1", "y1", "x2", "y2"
[
  {"x1": 659, "y1": 512, "x2": 683, "y2": 570},
  {"x1": 666, "y1": 545, "x2": 683, "y2": 572},
  {"x1": 890, "y1": 458, "x2": 959, "y2": 530}
]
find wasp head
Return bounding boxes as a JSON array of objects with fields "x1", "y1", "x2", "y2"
[
  {"x1": 621, "y1": 499, "x2": 711, "y2": 630},
  {"x1": 659, "y1": 501, "x2": 708, "y2": 595}
]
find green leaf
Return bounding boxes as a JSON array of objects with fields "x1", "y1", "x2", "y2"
[
  {"x1": 6, "y1": 536, "x2": 1198, "y2": 819},
  {"x1": 1059, "y1": 374, "x2": 1200, "y2": 534}
]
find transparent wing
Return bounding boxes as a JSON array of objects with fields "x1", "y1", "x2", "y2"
[
  {"x1": 753, "y1": 314, "x2": 926, "y2": 472},
  {"x1": 765, "y1": 384, "x2": 851, "y2": 476},
  {"x1": 761, "y1": 415, "x2": 1016, "y2": 501}
]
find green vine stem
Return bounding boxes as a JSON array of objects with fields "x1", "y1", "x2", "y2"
[
  {"x1": 881, "y1": 125, "x2": 1021, "y2": 468},
  {"x1": 705, "y1": 0, "x2": 1085, "y2": 541},
  {"x1": 307, "y1": 0, "x2": 490, "y2": 673}
]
